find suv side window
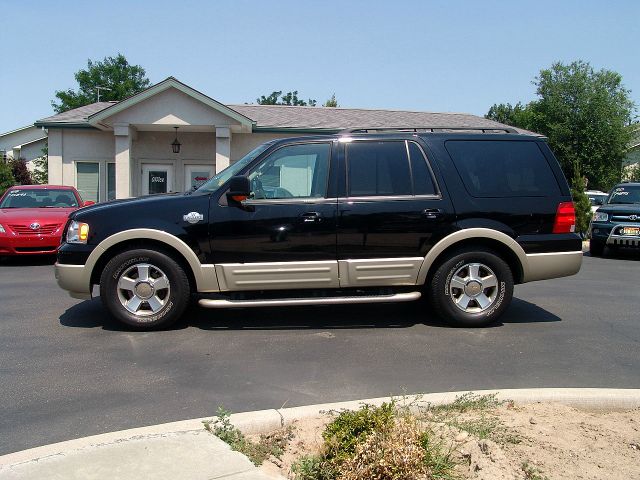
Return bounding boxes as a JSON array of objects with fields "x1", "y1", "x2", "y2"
[
  {"x1": 346, "y1": 140, "x2": 438, "y2": 197},
  {"x1": 408, "y1": 141, "x2": 438, "y2": 196},
  {"x1": 445, "y1": 140, "x2": 560, "y2": 197},
  {"x1": 247, "y1": 143, "x2": 331, "y2": 199}
]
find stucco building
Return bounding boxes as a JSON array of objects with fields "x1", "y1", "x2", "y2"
[
  {"x1": 35, "y1": 77, "x2": 524, "y2": 203},
  {"x1": 0, "y1": 125, "x2": 47, "y2": 170}
]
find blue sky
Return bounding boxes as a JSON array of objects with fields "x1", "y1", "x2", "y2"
[{"x1": 0, "y1": 0, "x2": 638, "y2": 133}]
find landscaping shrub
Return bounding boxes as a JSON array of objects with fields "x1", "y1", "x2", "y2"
[
  {"x1": 9, "y1": 158, "x2": 33, "y2": 185},
  {"x1": 292, "y1": 401, "x2": 456, "y2": 480},
  {"x1": 0, "y1": 160, "x2": 14, "y2": 196}
]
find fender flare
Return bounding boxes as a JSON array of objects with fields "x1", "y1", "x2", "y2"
[
  {"x1": 86, "y1": 229, "x2": 219, "y2": 292},
  {"x1": 416, "y1": 228, "x2": 528, "y2": 284}
]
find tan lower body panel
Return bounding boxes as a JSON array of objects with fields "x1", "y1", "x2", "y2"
[
  {"x1": 523, "y1": 251, "x2": 583, "y2": 283},
  {"x1": 338, "y1": 258, "x2": 423, "y2": 287},
  {"x1": 213, "y1": 258, "x2": 425, "y2": 292},
  {"x1": 215, "y1": 261, "x2": 340, "y2": 291}
]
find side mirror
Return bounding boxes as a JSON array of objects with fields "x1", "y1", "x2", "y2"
[
  {"x1": 83, "y1": 201, "x2": 95, "y2": 207},
  {"x1": 226, "y1": 176, "x2": 251, "y2": 204}
]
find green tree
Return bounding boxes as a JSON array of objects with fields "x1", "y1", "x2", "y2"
[
  {"x1": 32, "y1": 142, "x2": 48, "y2": 185},
  {"x1": 0, "y1": 160, "x2": 14, "y2": 196},
  {"x1": 324, "y1": 94, "x2": 338, "y2": 108},
  {"x1": 256, "y1": 90, "x2": 317, "y2": 106},
  {"x1": 530, "y1": 61, "x2": 635, "y2": 190},
  {"x1": 571, "y1": 175, "x2": 592, "y2": 235},
  {"x1": 52, "y1": 53, "x2": 151, "y2": 113},
  {"x1": 485, "y1": 102, "x2": 531, "y2": 127},
  {"x1": 487, "y1": 61, "x2": 636, "y2": 191}
]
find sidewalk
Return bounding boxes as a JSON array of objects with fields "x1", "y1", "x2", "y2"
[
  {"x1": 0, "y1": 430, "x2": 281, "y2": 480},
  {"x1": 1, "y1": 388, "x2": 639, "y2": 480}
]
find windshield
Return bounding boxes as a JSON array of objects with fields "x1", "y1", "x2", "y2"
[
  {"x1": 0, "y1": 189, "x2": 79, "y2": 208},
  {"x1": 195, "y1": 142, "x2": 274, "y2": 193},
  {"x1": 607, "y1": 185, "x2": 640, "y2": 205},
  {"x1": 588, "y1": 194, "x2": 607, "y2": 206}
]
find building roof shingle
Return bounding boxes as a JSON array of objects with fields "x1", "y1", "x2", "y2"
[
  {"x1": 36, "y1": 102, "x2": 118, "y2": 125},
  {"x1": 36, "y1": 99, "x2": 536, "y2": 135},
  {"x1": 228, "y1": 104, "x2": 530, "y2": 133}
]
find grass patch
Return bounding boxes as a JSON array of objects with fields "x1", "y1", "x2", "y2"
[
  {"x1": 203, "y1": 406, "x2": 293, "y2": 466},
  {"x1": 521, "y1": 461, "x2": 549, "y2": 480},
  {"x1": 426, "y1": 392, "x2": 502, "y2": 414},
  {"x1": 421, "y1": 393, "x2": 520, "y2": 445}
]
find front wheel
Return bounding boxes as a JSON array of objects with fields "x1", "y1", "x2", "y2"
[
  {"x1": 99, "y1": 249, "x2": 191, "y2": 330},
  {"x1": 429, "y1": 249, "x2": 514, "y2": 327}
]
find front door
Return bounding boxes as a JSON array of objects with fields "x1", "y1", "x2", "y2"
[
  {"x1": 142, "y1": 164, "x2": 174, "y2": 195},
  {"x1": 209, "y1": 141, "x2": 339, "y2": 291}
]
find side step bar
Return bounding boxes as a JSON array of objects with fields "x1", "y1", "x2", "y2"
[{"x1": 199, "y1": 291, "x2": 421, "y2": 309}]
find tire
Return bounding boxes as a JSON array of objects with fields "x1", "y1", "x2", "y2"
[
  {"x1": 99, "y1": 249, "x2": 191, "y2": 330},
  {"x1": 429, "y1": 248, "x2": 514, "y2": 327},
  {"x1": 589, "y1": 239, "x2": 605, "y2": 257}
]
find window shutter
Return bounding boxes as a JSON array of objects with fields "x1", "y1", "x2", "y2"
[{"x1": 76, "y1": 162, "x2": 100, "y2": 203}]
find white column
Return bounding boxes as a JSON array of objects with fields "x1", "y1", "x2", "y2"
[
  {"x1": 114, "y1": 123, "x2": 133, "y2": 199},
  {"x1": 215, "y1": 126, "x2": 232, "y2": 173},
  {"x1": 47, "y1": 129, "x2": 63, "y2": 185}
]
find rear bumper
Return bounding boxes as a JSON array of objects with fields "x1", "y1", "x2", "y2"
[
  {"x1": 0, "y1": 234, "x2": 61, "y2": 255},
  {"x1": 522, "y1": 250, "x2": 583, "y2": 283},
  {"x1": 55, "y1": 263, "x2": 92, "y2": 299}
]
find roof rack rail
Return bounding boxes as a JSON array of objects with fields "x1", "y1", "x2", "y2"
[{"x1": 340, "y1": 126, "x2": 520, "y2": 134}]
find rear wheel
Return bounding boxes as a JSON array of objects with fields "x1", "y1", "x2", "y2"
[
  {"x1": 429, "y1": 248, "x2": 514, "y2": 327},
  {"x1": 99, "y1": 249, "x2": 191, "y2": 330},
  {"x1": 589, "y1": 239, "x2": 605, "y2": 257}
]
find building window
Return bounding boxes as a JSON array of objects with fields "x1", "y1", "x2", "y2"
[
  {"x1": 0, "y1": 150, "x2": 6, "y2": 162},
  {"x1": 76, "y1": 162, "x2": 100, "y2": 203},
  {"x1": 107, "y1": 163, "x2": 116, "y2": 201}
]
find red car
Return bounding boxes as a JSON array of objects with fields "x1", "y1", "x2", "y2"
[{"x1": 0, "y1": 185, "x2": 93, "y2": 256}]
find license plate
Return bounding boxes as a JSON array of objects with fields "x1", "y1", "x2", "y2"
[{"x1": 622, "y1": 227, "x2": 640, "y2": 236}]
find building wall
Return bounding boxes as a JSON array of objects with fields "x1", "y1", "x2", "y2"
[
  {"x1": 104, "y1": 88, "x2": 243, "y2": 128},
  {"x1": 230, "y1": 132, "x2": 298, "y2": 162},
  {"x1": 47, "y1": 126, "x2": 324, "y2": 200},
  {"x1": 0, "y1": 126, "x2": 47, "y2": 162},
  {"x1": 133, "y1": 131, "x2": 217, "y2": 195}
]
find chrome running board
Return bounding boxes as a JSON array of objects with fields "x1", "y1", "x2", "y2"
[{"x1": 198, "y1": 291, "x2": 421, "y2": 309}]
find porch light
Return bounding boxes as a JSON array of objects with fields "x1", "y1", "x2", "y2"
[{"x1": 171, "y1": 127, "x2": 181, "y2": 154}]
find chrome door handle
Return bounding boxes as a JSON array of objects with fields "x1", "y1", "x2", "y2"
[
  {"x1": 422, "y1": 208, "x2": 444, "y2": 219},
  {"x1": 300, "y1": 212, "x2": 322, "y2": 223}
]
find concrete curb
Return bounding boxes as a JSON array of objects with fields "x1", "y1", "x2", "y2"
[{"x1": 2, "y1": 388, "x2": 639, "y2": 469}]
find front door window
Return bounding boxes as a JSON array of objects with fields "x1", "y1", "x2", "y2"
[
  {"x1": 142, "y1": 164, "x2": 174, "y2": 195},
  {"x1": 247, "y1": 143, "x2": 331, "y2": 200},
  {"x1": 185, "y1": 165, "x2": 214, "y2": 191}
]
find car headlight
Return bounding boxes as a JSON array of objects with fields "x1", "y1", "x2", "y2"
[
  {"x1": 66, "y1": 220, "x2": 90, "y2": 244},
  {"x1": 0, "y1": 224, "x2": 5, "y2": 234},
  {"x1": 593, "y1": 211, "x2": 609, "y2": 222}
]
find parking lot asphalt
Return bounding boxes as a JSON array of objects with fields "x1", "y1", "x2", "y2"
[{"x1": 1, "y1": 251, "x2": 639, "y2": 455}]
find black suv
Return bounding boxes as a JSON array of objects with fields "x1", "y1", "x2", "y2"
[
  {"x1": 589, "y1": 182, "x2": 640, "y2": 256},
  {"x1": 55, "y1": 130, "x2": 583, "y2": 330}
]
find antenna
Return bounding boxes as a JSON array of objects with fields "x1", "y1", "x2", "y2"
[{"x1": 96, "y1": 86, "x2": 112, "y2": 102}]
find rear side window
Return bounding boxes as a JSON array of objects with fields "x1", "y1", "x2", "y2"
[
  {"x1": 347, "y1": 141, "x2": 411, "y2": 196},
  {"x1": 408, "y1": 142, "x2": 437, "y2": 195},
  {"x1": 445, "y1": 140, "x2": 560, "y2": 197},
  {"x1": 346, "y1": 141, "x2": 438, "y2": 197}
]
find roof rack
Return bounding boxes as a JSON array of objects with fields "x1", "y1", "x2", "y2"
[{"x1": 340, "y1": 126, "x2": 520, "y2": 134}]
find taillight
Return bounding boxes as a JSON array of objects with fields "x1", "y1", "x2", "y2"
[{"x1": 553, "y1": 202, "x2": 576, "y2": 234}]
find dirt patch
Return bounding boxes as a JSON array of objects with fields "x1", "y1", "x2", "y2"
[{"x1": 258, "y1": 402, "x2": 640, "y2": 479}]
